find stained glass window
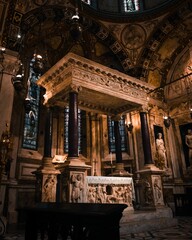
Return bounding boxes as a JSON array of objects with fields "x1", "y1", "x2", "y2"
[
  {"x1": 64, "y1": 107, "x2": 82, "y2": 154},
  {"x1": 123, "y1": 0, "x2": 140, "y2": 12},
  {"x1": 22, "y1": 59, "x2": 41, "y2": 150},
  {"x1": 108, "y1": 116, "x2": 127, "y2": 153},
  {"x1": 81, "y1": 0, "x2": 91, "y2": 4}
]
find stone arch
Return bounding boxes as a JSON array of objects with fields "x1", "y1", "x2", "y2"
[{"x1": 137, "y1": 3, "x2": 192, "y2": 86}]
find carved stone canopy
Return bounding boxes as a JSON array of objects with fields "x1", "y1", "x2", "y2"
[{"x1": 37, "y1": 53, "x2": 155, "y2": 116}]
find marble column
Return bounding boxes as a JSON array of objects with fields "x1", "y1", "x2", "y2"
[
  {"x1": 34, "y1": 107, "x2": 60, "y2": 203},
  {"x1": 137, "y1": 109, "x2": 165, "y2": 209},
  {"x1": 68, "y1": 91, "x2": 78, "y2": 158},
  {"x1": 57, "y1": 85, "x2": 90, "y2": 203},
  {"x1": 140, "y1": 111, "x2": 153, "y2": 165}
]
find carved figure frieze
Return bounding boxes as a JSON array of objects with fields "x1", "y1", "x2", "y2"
[
  {"x1": 70, "y1": 173, "x2": 84, "y2": 203},
  {"x1": 37, "y1": 54, "x2": 154, "y2": 99},
  {"x1": 42, "y1": 174, "x2": 57, "y2": 202},
  {"x1": 87, "y1": 183, "x2": 133, "y2": 206},
  {"x1": 152, "y1": 175, "x2": 164, "y2": 205},
  {"x1": 142, "y1": 178, "x2": 153, "y2": 205},
  {"x1": 86, "y1": 176, "x2": 135, "y2": 207}
]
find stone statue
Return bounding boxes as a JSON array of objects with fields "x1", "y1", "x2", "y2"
[
  {"x1": 153, "y1": 178, "x2": 162, "y2": 203},
  {"x1": 143, "y1": 179, "x2": 153, "y2": 205},
  {"x1": 155, "y1": 133, "x2": 167, "y2": 169},
  {"x1": 185, "y1": 129, "x2": 192, "y2": 167},
  {"x1": 71, "y1": 174, "x2": 83, "y2": 203},
  {"x1": 42, "y1": 175, "x2": 56, "y2": 202}
]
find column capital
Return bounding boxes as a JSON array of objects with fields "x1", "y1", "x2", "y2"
[
  {"x1": 70, "y1": 84, "x2": 82, "y2": 93},
  {"x1": 140, "y1": 104, "x2": 149, "y2": 113}
]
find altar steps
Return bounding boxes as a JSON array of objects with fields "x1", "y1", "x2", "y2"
[{"x1": 120, "y1": 207, "x2": 178, "y2": 233}]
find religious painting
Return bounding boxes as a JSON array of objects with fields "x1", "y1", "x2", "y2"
[
  {"x1": 121, "y1": 24, "x2": 146, "y2": 50},
  {"x1": 179, "y1": 123, "x2": 192, "y2": 167}
]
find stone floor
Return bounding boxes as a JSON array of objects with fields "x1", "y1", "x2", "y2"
[{"x1": 1, "y1": 217, "x2": 192, "y2": 240}]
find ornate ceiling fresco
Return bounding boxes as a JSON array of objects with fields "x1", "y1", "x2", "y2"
[{"x1": 0, "y1": 0, "x2": 192, "y2": 93}]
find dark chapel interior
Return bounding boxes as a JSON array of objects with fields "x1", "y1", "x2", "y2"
[{"x1": 0, "y1": 0, "x2": 192, "y2": 238}]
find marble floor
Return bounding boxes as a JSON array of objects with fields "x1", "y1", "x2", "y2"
[{"x1": 1, "y1": 217, "x2": 192, "y2": 240}]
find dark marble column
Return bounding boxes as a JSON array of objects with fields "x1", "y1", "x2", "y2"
[
  {"x1": 44, "y1": 107, "x2": 53, "y2": 158},
  {"x1": 68, "y1": 91, "x2": 78, "y2": 158},
  {"x1": 140, "y1": 111, "x2": 153, "y2": 165},
  {"x1": 114, "y1": 120, "x2": 123, "y2": 164}
]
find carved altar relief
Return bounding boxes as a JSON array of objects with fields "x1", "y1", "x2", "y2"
[
  {"x1": 86, "y1": 176, "x2": 135, "y2": 207},
  {"x1": 70, "y1": 173, "x2": 84, "y2": 203},
  {"x1": 42, "y1": 174, "x2": 57, "y2": 202},
  {"x1": 152, "y1": 175, "x2": 164, "y2": 206}
]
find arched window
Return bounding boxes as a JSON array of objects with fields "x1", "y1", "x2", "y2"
[
  {"x1": 123, "y1": 0, "x2": 140, "y2": 12},
  {"x1": 81, "y1": 0, "x2": 91, "y2": 4},
  {"x1": 108, "y1": 115, "x2": 127, "y2": 153},
  {"x1": 22, "y1": 59, "x2": 41, "y2": 150}
]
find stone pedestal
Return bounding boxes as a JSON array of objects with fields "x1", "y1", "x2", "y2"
[
  {"x1": 34, "y1": 157, "x2": 60, "y2": 202},
  {"x1": 57, "y1": 157, "x2": 91, "y2": 203},
  {"x1": 137, "y1": 164, "x2": 165, "y2": 209}
]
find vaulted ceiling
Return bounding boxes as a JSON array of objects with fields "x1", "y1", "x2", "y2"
[{"x1": 1, "y1": 0, "x2": 192, "y2": 91}]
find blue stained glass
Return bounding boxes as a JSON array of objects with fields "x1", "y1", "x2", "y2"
[
  {"x1": 22, "y1": 61, "x2": 41, "y2": 150},
  {"x1": 108, "y1": 116, "x2": 127, "y2": 153},
  {"x1": 124, "y1": 0, "x2": 140, "y2": 12}
]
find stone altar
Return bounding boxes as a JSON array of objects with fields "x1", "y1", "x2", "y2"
[{"x1": 86, "y1": 176, "x2": 135, "y2": 208}]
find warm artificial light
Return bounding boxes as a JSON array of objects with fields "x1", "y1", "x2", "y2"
[
  {"x1": 126, "y1": 121, "x2": 133, "y2": 133},
  {"x1": 163, "y1": 116, "x2": 171, "y2": 129}
]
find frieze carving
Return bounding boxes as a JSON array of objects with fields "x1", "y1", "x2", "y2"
[
  {"x1": 71, "y1": 173, "x2": 84, "y2": 203},
  {"x1": 37, "y1": 53, "x2": 155, "y2": 110},
  {"x1": 42, "y1": 174, "x2": 57, "y2": 202},
  {"x1": 86, "y1": 176, "x2": 135, "y2": 207},
  {"x1": 72, "y1": 68, "x2": 148, "y2": 101},
  {"x1": 142, "y1": 178, "x2": 153, "y2": 205},
  {"x1": 152, "y1": 175, "x2": 164, "y2": 205},
  {"x1": 38, "y1": 53, "x2": 154, "y2": 92}
]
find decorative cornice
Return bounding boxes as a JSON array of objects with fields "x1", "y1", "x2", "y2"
[
  {"x1": 38, "y1": 53, "x2": 154, "y2": 92},
  {"x1": 37, "y1": 53, "x2": 156, "y2": 115}
]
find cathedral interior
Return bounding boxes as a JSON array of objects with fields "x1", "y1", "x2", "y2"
[{"x1": 0, "y1": 0, "x2": 192, "y2": 238}]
